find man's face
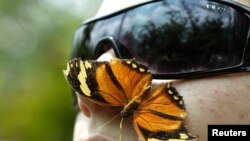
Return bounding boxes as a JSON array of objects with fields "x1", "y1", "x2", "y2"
[
  {"x1": 73, "y1": 50, "x2": 250, "y2": 141},
  {"x1": 72, "y1": 1, "x2": 250, "y2": 140}
]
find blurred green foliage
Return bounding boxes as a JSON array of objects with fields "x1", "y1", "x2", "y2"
[{"x1": 0, "y1": 0, "x2": 101, "y2": 140}]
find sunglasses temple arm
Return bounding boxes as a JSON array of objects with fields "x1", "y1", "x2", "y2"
[{"x1": 153, "y1": 66, "x2": 250, "y2": 79}]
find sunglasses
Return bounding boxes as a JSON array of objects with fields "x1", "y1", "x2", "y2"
[{"x1": 71, "y1": 0, "x2": 250, "y2": 79}]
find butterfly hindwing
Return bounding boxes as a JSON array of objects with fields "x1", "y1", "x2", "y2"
[{"x1": 133, "y1": 83, "x2": 195, "y2": 141}]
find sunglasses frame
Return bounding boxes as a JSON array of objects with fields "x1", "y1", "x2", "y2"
[
  {"x1": 73, "y1": 0, "x2": 250, "y2": 79},
  {"x1": 83, "y1": 0, "x2": 250, "y2": 25}
]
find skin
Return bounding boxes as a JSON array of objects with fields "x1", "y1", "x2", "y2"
[
  {"x1": 72, "y1": 1, "x2": 250, "y2": 141},
  {"x1": 175, "y1": 73, "x2": 250, "y2": 140},
  {"x1": 73, "y1": 50, "x2": 250, "y2": 141}
]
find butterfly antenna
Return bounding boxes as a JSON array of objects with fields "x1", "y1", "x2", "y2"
[
  {"x1": 97, "y1": 113, "x2": 121, "y2": 133},
  {"x1": 119, "y1": 117, "x2": 124, "y2": 141}
]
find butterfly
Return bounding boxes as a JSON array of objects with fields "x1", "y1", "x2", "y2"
[{"x1": 63, "y1": 58, "x2": 196, "y2": 141}]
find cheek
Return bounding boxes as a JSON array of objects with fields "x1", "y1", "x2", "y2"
[
  {"x1": 178, "y1": 77, "x2": 250, "y2": 121},
  {"x1": 175, "y1": 74, "x2": 250, "y2": 140}
]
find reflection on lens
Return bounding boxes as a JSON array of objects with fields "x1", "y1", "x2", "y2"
[{"x1": 119, "y1": 0, "x2": 250, "y2": 74}]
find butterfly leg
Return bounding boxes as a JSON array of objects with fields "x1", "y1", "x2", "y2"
[{"x1": 121, "y1": 86, "x2": 151, "y2": 117}]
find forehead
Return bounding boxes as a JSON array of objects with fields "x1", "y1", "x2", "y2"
[{"x1": 95, "y1": 0, "x2": 151, "y2": 18}]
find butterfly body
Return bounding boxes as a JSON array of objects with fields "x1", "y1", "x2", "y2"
[{"x1": 63, "y1": 58, "x2": 196, "y2": 141}]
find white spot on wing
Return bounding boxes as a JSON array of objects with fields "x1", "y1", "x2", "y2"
[
  {"x1": 174, "y1": 95, "x2": 179, "y2": 100},
  {"x1": 179, "y1": 133, "x2": 189, "y2": 139},
  {"x1": 132, "y1": 63, "x2": 137, "y2": 68},
  {"x1": 63, "y1": 63, "x2": 70, "y2": 76},
  {"x1": 78, "y1": 60, "x2": 91, "y2": 97},
  {"x1": 85, "y1": 61, "x2": 92, "y2": 69},
  {"x1": 168, "y1": 89, "x2": 173, "y2": 95},
  {"x1": 139, "y1": 67, "x2": 146, "y2": 72}
]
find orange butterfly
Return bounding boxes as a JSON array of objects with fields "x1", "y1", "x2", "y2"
[{"x1": 63, "y1": 58, "x2": 196, "y2": 141}]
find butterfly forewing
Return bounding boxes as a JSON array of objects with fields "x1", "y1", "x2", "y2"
[
  {"x1": 109, "y1": 59, "x2": 152, "y2": 102},
  {"x1": 63, "y1": 58, "x2": 152, "y2": 107},
  {"x1": 63, "y1": 59, "x2": 107, "y2": 105}
]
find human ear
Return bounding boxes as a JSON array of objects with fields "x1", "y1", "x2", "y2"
[{"x1": 78, "y1": 97, "x2": 91, "y2": 118}]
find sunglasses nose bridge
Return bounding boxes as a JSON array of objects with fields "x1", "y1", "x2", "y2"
[
  {"x1": 93, "y1": 36, "x2": 122, "y2": 59},
  {"x1": 94, "y1": 36, "x2": 133, "y2": 59}
]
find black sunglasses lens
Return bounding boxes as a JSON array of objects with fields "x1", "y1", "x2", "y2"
[{"x1": 118, "y1": 0, "x2": 250, "y2": 74}]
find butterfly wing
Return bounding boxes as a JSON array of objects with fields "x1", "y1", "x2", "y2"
[
  {"x1": 133, "y1": 83, "x2": 196, "y2": 141},
  {"x1": 63, "y1": 58, "x2": 152, "y2": 107}
]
